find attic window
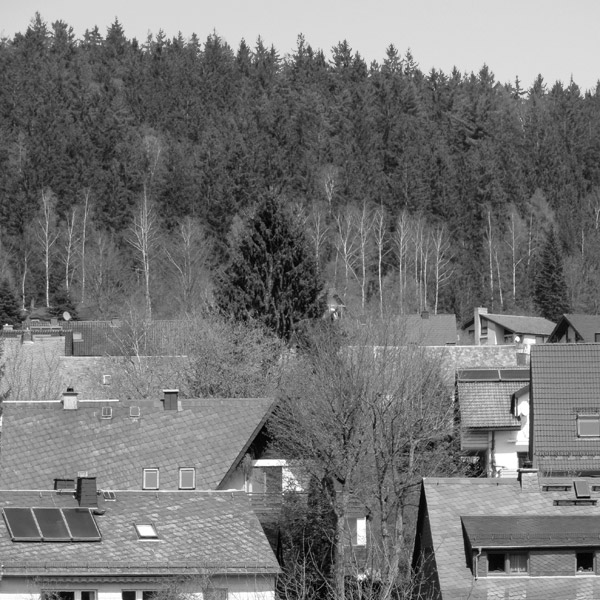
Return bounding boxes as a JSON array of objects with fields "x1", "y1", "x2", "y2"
[
  {"x1": 135, "y1": 523, "x2": 159, "y2": 539},
  {"x1": 101, "y1": 407, "x2": 112, "y2": 420},
  {"x1": 179, "y1": 468, "x2": 195, "y2": 490},
  {"x1": 577, "y1": 552, "x2": 594, "y2": 573},
  {"x1": 577, "y1": 415, "x2": 600, "y2": 437},
  {"x1": 554, "y1": 499, "x2": 597, "y2": 506},
  {"x1": 143, "y1": 468, "x2": 159, "y2": 490},
  {"x1": 130, "y1": 406, "x2": 141, "y2": 418},
  {"x1": 102, "y1": 374, "x2": 111, "y2": 385}
]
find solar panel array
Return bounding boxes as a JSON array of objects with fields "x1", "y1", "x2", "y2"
[
  {"x1": 3, "y1": 508, "x2": 101, "y2": 542},
  {"x1": 457, "y1": 368, "x2": 530, "y2": 382}
]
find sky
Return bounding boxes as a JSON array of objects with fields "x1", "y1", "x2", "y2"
[{"x1": 2, "y1": 0, "x2": 600, "y2": 92}]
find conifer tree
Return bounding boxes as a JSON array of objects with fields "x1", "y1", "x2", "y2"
[
  {"x1": 533, "y1": 227, "x2": 570, "y2": 322},
  {"x1": 0, "y1": 279, "x2": 21, "y2": 326},
  {"x1": 215, "y1": 194, "x2": 324, "y2": 341}
]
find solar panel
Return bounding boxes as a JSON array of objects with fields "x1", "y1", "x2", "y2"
[
  {"x1": 34, "y1": 508, "x2": 71, "y2": 541},
  {"x1": 3, "y1": 508, "x2": 41, "y2": 541},
  {"x1": 63, "y1": 508, "x2": 101, "y2": 541},
  {"x1": 574, "y1": 480, "x2": 592, "y2": 499},
  {"x1": 499, "y1": 368, "x2": 530, "y2": 381},
  {"x1": 457, "y1": 369, "x2": 500, "y2": 381}
]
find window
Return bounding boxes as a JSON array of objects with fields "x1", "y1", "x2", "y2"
[
  {"x1": 348, "y1": 517, "x2": 367, "y2": 547},
  {"x1": 42, "y1": 592, "x2": 96, "y2": 600},
  {"x1": 578, "y1": 415, "x2": 600, "y2": 437},
  {"x1": 135, "y1": 523, "x2": 159, "y2": 539},
  {"x1": 130, "y1": 406, "x2": 141, "y2": 418},
  {"x1": 101, "y1": 406, "x2": 112, "y2": 419},
  {"x1": 121, "y1": 593, "x2": 136, "y2": 600},
  {"x1": 577, "y1": 552, "x2": 594, "y2": 573},
  {"x1": 487, "y1": 552, "x2": 528, "y2": 575},
  {"x1": 179, "y1": 467, "x2": 196, "y2": 490},
  {"x1": 102, "y1": 374, "x2": 112, "y2": 385},
  {"x1": 143, "y1": 468, "x2": 159, "y2": 490}
]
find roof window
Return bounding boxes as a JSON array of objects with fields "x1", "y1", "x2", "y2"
[{"x1": 135, "y1": 523, "x2": 158, "y2": 539}]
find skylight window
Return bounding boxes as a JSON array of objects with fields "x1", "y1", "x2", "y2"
[
  {"x1": 143, "y1": 468, "x2": 159, "y2": 490},
  {"x1": 135, "y1": 523, "x2": 158, "y2": 539}
]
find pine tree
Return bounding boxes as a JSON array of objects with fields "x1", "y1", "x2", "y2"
[
  {"x1": 533, "y1": 227, "x2": 570, "y2": 322},
  {"x1": 0, "y1": 279, "x2": 21, "y2": 326},
  {"x1": 215, "y1": 194, "x2": 324, "y2": 341}
]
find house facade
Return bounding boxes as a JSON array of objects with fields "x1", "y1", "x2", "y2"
[
  {"x1": 457, "y1": 367, "x2": 530, "y2": 477},
  {"x1": 412, "y1": 470, "x2": 600, "y2": 599},
  {"x1": 463, "y1": 307, "x2": 554, "y2": 349}
]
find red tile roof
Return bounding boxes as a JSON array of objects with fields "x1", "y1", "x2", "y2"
[
  {"x1": 0, "y1": 398, "x2": 275, "y2": 490},
  {"x1": 0, "y1": 489, "x2": 279, "y2": 576}
]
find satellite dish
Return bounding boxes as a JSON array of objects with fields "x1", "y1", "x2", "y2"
[
  {"x1": 63, "y1": 311, "x2": 72, "y2": 322},
  {"x1": 514, "y1": 335, "x2": 521, "y2": 343}
]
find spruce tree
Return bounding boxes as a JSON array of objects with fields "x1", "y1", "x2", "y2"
[
  {"x1": 216, "y1": 195, "x2": 324, "y2": 341},
  {"x1": 0, "y1": 279, "x2": 21, "y2": 326},
  {"x1": 533, "y1": 227, "x2": 570, "y2": 322}
]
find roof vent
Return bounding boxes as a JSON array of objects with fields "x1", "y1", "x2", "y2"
[
  {"x1": 103, "y1": 490, "x2": 116, "y2": 501},
  {"x1": 101, "y1": 406, "x2": 113, "y2": 420}
]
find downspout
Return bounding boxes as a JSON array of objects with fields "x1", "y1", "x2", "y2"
[{"x1": 474, "y1": 547, "x2": 482, "y2": 579}]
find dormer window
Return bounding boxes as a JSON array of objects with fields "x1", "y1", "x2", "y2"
[
  {"x1": 577, "y1": 414, "x2": 600, "y2": 437},
  {"x1": 179, "y1": 468, "x2": 196, "y2": 490},
  {"x1": 488, "y1": 552, "x2": 528, "y2": 575}
]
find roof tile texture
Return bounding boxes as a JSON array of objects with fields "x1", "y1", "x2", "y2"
[
  {"x1": 0, "y1": 398, "x2": 274, "y2": 490},
  {"x1": 531, "y1": 344, "x2": 600, "y2": 473},
  {"x1": 0, "y1": 490, "x2": 279, "y2": 575},
  {"x1": 458, "y1": 380, "x2": 523, "y2": 428},
  {"x1": 421, "y1": 476, "x2": 600, "y2": 599}
]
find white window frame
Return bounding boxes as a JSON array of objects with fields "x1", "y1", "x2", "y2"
[
  {"x1": 578, "y1": 414, "x2": 600, "y2": 437},
  {"x1": 143, "y1": 468, "x2": 159, "y2": 490},
  {"x1": 179, "y1": 467, "x2": 196, "y2": 490}
]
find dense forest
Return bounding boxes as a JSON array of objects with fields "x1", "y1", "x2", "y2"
[{"x1": 1, "y1": 13, "x2": 599, "y2": 324}]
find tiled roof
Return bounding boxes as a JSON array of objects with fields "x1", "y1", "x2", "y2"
[
  {"x1": 549, "y1": 314, "x2": 600, "y2": 343},
  {"x1": 483, "y1": 313, "x2": 555, "y2": 336},
  {"x1": 458, "y1": 380, "x2": 523, "y2": 428},
  {"x1": 0, "y1": 398, "x2": 274, "y2": 490},
  {"x1": 417, "y1": 476, "x2": 600, "y2": 600},
  {"x1": 530, "y1": 344, "x2": 600, "y2": 473},
  {"x1": 399, "y1": 314, "x2": 458, "y2": 346},
  {"x1": 462, "y1": 515, "x2": 600, "y2": 547},
  {"x1": 0, "y1": 490, "x2": 280, "y2": 576}
]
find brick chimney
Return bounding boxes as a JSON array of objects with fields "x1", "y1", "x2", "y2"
[
  {"x1": 518, "y1": 467, "x2": 539, "y2": 492},
  {"x1": 162, "y1": 389, "x2": 179, "y2": 411},
  {"x1": 76, "y1": 476, "x2": 97, "y2": 507},
  {"x1": 62, "y1": 387, "x2": 79, "y2": 410}
]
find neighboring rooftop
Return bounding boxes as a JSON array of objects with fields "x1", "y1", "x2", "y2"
[
  {"x1": 0, "y1": 489, "x2": 279, "y2": 577},
  {"x1": 464, "y1": 311, "x2": 556, "y2": 336},
  {"x1": 547, "y1": 313, "x2": 600, "y2": 343},
  {"x1": 0, "y1": 397, "x2": 275, "y2": 490},
  {"x1": 413, "y1": 475, "x2": 600, "y2": 600},
  {"x1": 530, "y1": 343, "x2": 600, "y2": 475},
  {"x1": 457, "y1": 368, "x2": 529, "y2": 429}
]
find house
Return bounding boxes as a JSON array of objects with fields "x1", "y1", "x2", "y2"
[
  {"x1": 462, "y1": 307, "x2": 555, "y2": 348},
  {"x1": 547, "y1": 313, "x2": 600, "y2": 343},
  {"x1": 412, "y1": 470, "x2": 600, "y2": 599},
  {"x1": 0, "y1": 480, "x2": 279, "y2": 599},
  {"x1": 457, "y1": 367, "x2": 530, "y2": 477},
  {"x1": 0, "y1": 390, "x2": 275, "y2": 492},
  {"x1": 530, "y1": 343, "x2": 600, "y2": 476}
]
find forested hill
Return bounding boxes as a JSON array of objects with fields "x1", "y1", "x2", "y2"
[{"x1": 1, "y1": 14, "x2": 599, "y2": 322}]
